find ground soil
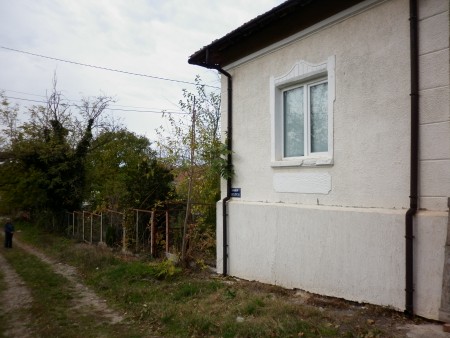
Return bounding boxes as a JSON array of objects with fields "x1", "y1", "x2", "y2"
[
  {"x1": 0, "y1": 251, "x2": 33, "y2": 338},
  {"x1": 14, "y1": 240, "x2": 124, "y2": 325},
  {"x1": 0, "y1": 238, "x2": 124, "y2": 337},
  {"x1": 1, "y1": 236, "x2": 450, "y2": 337}
]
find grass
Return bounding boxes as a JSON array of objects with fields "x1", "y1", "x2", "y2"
[
  {"x1": 5, "y1": 221, "x2": 417, "y2": 337},
  {"x1": 1, "y1": 247, "x2": 143, "y2": 338},
  {"x1": 0, "y1": 269, "x2": 7, "y2": 338}
]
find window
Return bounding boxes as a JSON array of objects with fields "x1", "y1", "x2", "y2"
[
  {"x1": 271, "y1": 56, "x2": 335, "y2": 167},
  {"x1": 283, "y1": 79, "x2": 328, "y2": 157}
]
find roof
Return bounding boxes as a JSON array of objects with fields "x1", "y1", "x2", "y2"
[{"x1": 188, "y1": 0, "x2": 365, "y2": 69}]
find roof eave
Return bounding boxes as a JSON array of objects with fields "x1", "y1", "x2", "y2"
[{"x1": 188, "y1": 0, "x2": 365, "y2": 68}]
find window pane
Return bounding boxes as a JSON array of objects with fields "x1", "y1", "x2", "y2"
[
  {"x1": 310, "y1": 82, "x2": 328, "y2": 152},
  {"x1": 283, "y1": 87, "x2": 304, "y2": 157}
]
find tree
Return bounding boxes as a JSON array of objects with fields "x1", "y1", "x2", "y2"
[
  {"x1": 85, "y1": 129, "x2": 174, "y2": 212},
  {"x1": 157, "y1": 76, "x2": 228, "y2": 201},
  {"x1": 0, "y1": 79, "x2": 112, "y2": 226},
  {"x1": 0, "y1": 91, "x2": 19, "y2": 150},
  {"x1": 156, "y1": 76, "x2": 231, "y2": 262}
]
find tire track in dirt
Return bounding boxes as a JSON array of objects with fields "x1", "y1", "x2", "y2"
[
  {"x1": 14, "y1": 239, "x2": 125, "y2": 325},
  {"x1": 0, "y1": 250, "x2": 34, "y2": 338}
]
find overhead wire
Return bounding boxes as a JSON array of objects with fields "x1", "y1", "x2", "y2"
[
  {"x1": 2, "y1": 89, "x2": 185, "y2": 113},
  {"x1": 3, "y1": 95, "x2": 188, "y2": 115},
  {"x1": 0, "y1": 46, "x2": 217, "y2": 117},
  {"x1": 0, "y1": 45, "x2": 221, "y2": 89}
]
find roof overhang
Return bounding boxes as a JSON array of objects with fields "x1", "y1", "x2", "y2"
[{"x1": 188, "y1": 0, "x2": 365, "y2": 69}]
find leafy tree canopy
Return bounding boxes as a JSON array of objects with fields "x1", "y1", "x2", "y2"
[
  {"x1": 85, "y1": 129, "x2": 174, "y2": 211},
  {"x1": 156, "y1": 75, "x2": 229, "y2": 206},
  {"x1": 0, "y1": 79, "x2": 113, "y2": 220}
]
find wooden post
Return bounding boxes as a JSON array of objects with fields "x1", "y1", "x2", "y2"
[
  {"x1": 151, "y1": 211, "x2": 156, "y2": 256},
  {"x1": 122, "y1": 216, "x2": 127, "y2": 253},
  {"x1": 165, "y1": 209, "x2": 169, "y2": 253},
  {"x1": 136, "y1": 210, "x2": 139, "y2": 252},
  {"x1": 100, "y1": 212, "x2": 103, "y2": 243},
  {"x1": 182, "y1": 98, "x2": 195, "y2": 264},
  {"x1": 82, "y1": 211, "x2": 85, "y2": 242}
]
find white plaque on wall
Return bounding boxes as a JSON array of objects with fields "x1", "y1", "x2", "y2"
[{"x1": 273, "y1": 172, "x2": 331, "y2": 194}]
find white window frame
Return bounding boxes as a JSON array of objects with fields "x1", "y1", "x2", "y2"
[{"x1": 270, "y1": 56, "x2": 335, "y2": 167}]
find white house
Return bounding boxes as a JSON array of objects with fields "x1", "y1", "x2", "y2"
[{"x1": 189, "y1": 0, "x2": 449, "y2": 320}]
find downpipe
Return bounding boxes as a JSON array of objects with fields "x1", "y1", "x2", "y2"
[
  {"x1": 218, "y1": 70, "x2": 232, "y2": 276},
  {"x1": 405, "y1": 0, "x2": 419, "y2": 317},
  {"x1": 188, "y1": 49, "x2": 233, "y2": 276}
]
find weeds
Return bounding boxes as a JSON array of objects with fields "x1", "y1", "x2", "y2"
[
  {"x1": 7, "y1": 224, "x2": 417, "y2": 337},
  {"x1": 0, "y1": 269, "x2": 6, "y2": 335},
  {"x1": 2, "y1": 247, "x2": 141, "y2": 338},
  {"x1": 152, "y1": 259, "x2": 182, "y2": 280},
  {"x1": 242, "y1": 297, "x2": 265, "y2": 316}
]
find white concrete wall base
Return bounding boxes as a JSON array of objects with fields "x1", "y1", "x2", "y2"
[{"x1": 217, "y1": 201, "x2": 448, "y2": 320}]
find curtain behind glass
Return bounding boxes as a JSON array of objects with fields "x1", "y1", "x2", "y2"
[
  {"x1": 283, "y1": 87, "x2": 304, "y2": 157},
  {"x1": 310, "y1": 82, "x2": 328, "y2": 153}
]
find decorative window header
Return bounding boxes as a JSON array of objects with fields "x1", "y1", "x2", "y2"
[
  {"x1": 270, "y1": 56, "x2": 335, "y2": 167},
  {"x1": 274, "y1": 59, "x2": 329, "y2": 88}
]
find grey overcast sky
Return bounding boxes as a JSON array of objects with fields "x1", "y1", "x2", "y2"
[{"x1": 0, "y1": 0, "x2": 285, "y2": 140}]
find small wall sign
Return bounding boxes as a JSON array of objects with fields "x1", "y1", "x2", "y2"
[{"x1": 231, "y1": 188, "x2": 241, "y2": 198}]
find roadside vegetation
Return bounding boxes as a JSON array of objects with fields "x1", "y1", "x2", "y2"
[
  {"x1": 0, "y1": 75, "x2": 422, "y2": 337},
  {"x1": 2, "y1": 222, "x2": 420, "y2": 338},
  {"x1": 2, "y1": 246, "x2": 139, "y2": 338},
  {"x1": 0, "y1": 75, "x2": 225, "y2": 265},
  {"x1": 0, "y1": 269, "x2": 7, "y2": 336}
]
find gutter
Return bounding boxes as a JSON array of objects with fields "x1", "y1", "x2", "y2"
[
  {"x1": 219, "y1": 69, "x2": 232, "y2": 276},
  {"x1": 188, "y1": 51, "x2": 232, "y2": 276},
  {"x1": 405, "y1": 0, "x2": 419, "y2": 317}
]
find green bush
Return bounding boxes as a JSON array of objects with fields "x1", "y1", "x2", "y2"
[{"x1": 150, "y1": 259, "x2": 181, "y2": 280}]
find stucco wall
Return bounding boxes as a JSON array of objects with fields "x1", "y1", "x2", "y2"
[
  {"x1": 418, "y1": 0, "x2": 450, "y2": 211},
  {"x1": 222, "y1": 0, "x2": 411, "y2": 209},
  {"x1": 217, "y1": 0, "x2": 449, "y2": 320},
  {"x1": 217, "y1": 202, "x2": 447, "y2": 318}
]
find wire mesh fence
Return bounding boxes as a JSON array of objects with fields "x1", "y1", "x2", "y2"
[{"x1": 65, "y1": 203, "x2": 215, "y2": 258}]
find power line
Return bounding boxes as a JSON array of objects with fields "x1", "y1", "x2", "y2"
[
  {"x1": 1, "y1": 89, "x2": 44, "y2": 98},
  {"x1": 3, "y1": 96, "x2": 43, "y2": 104},
  {"x1": 4, "y1": 95, "x2": 188, "y2": 115},
  {"x1": 108, "y1": 108, "x2": 188, "y2": 114},
  {"x1": 0, "y1": 45, "x2": 220, "y2": 89},
  {"x1": 2, "y1": 89, "x2": 184, "y2": 113}
]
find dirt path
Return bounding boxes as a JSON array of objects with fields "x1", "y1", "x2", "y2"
[
  {"x1": 0, "y1": 231, "x2": 126, "y2": 337},
  {"x1": 2, "y1": 232, "x2": 449, "y2": 338},
  {"x1": 13, "y1": 239, "x2": 125, "y2": 325},
  {"x1": 0, "y1": 250, "x2": 33, "y2": 338}
]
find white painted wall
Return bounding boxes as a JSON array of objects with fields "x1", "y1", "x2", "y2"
[
  {"x1": 217, "y1": 0, "x2": 449, "y2": 320},
  {"x1": 418, "y1": 0, "x2": 450, "y2": 211},
  {"x1": 217, "y1": 202, "x2": 448, "y2": 319},
  {"x1": 223, "y1": 0, "x2": 411, "y2": 209}
]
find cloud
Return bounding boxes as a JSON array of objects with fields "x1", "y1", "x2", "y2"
[{"x1": 0, "y1": 0, "x2": 285, "y2": 139}]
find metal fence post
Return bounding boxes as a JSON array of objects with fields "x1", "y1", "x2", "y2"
[
  {"x1": 122, "y1": 216, "x2": 127, "y2": 253},
  {"x1": 100, "y1": 212, "x2": 103, "y2": 243},
  {"x1": 166, "y1": 209, "x2": 169, "y2": 254},
  {"x1": 90, "y1": 213, "x2": 93, "y2": 244},
  {"x1": 151, "y1": 210, "x2": 155, "y2": 256},
  {"x1": 136, "y1": 210, "x2": 139, "y2": 252},
  {"x1": 82, "y1": 211, "x2": 85, "y2": 242}
]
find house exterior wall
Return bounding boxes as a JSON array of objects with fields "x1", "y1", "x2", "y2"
[
  {"x1": 228, "y1": 0, "x2": 412, "y2": 208},
  {"x1": 418, "y1": 0, "x2": 450, "y2": 210},
  {"x1": 217, "y1": 0, "x2": 449, "y2": 320}
]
